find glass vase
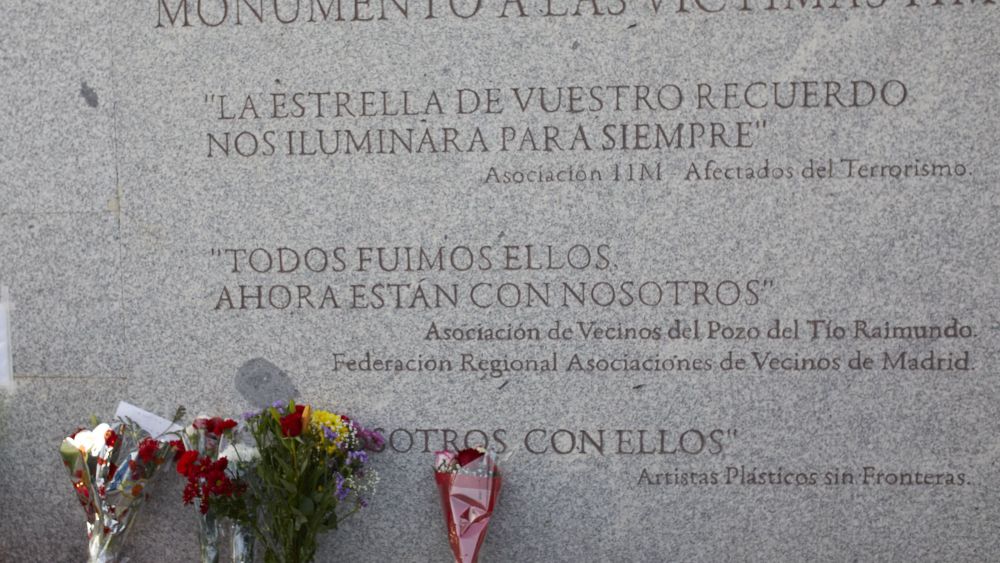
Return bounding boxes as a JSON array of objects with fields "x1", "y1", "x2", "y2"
[
  {"x1": 198, "y1": 510, "x2": 220, "y2": 563},
  {"x1": 231, "y1": 521, "x2": 256, "y2": 563}
]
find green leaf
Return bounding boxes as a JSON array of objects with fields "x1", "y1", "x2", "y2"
[
  {"x1": 58, "y1": 440, "x2": 82, "y2": 466},
  {"x1": 171, "y1": 405, "x2": 187, "y2": 425}
]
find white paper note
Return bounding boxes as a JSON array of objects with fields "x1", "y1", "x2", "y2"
[{"x1": 114, "y1": 401, "x2": 183, "y2": 438}]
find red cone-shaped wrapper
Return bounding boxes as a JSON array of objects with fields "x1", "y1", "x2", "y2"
[{"x1": 435, "y1": 471, "x2": 502, "y2": 563}]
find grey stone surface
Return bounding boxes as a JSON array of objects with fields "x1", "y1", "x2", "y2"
[
  {"x1": 235, "y1": 357, "x2": 300, "y2": 407},
  {"x1": 0, "y1": 213, "x2": 123, "y2": 377},
  {"x1": 0, "y1": 2, "x2": 117, "y2": 213},
  {"x1": 2, "y1": 1, "x2": 1000, "y2": 561}
]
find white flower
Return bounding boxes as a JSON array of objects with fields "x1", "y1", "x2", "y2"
[
  {"x1": 66, "y1": 423, "x2": 112, "y2": 456},
  {"x1": 219, "y1": 443, "x2": 259, "y2": 464}
]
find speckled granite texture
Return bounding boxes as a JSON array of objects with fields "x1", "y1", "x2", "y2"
[{"x1": 1, "y1": 1, "x2": 998, "y2": 561}]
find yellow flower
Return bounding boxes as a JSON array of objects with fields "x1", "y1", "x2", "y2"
[{"x1": 310, "y1": 409, "x2": 351, "y2": 454}]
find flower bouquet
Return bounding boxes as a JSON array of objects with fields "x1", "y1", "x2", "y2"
[
  {"x1": 171, "y1": 416, "x2": 241, "y2": 563},
  {"x1": 434, "y1": 448, "x2": 502, "y2": 563},
  {"x1": 60, "y1": 416, "x2": 176, "y2": 563},
  {"x1": 206, "y1": 401, "x2": 383, "y2": 563}
]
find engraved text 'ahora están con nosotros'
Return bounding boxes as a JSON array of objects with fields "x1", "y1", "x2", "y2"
[{"x1": 211, "y1": 244, "x2": 774, "y2": 311}]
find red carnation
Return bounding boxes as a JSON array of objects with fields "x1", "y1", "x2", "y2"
[
  {"x1": 203, "y1": 459, "x2": 232, "y2": 495},
  {"x1": 183, "y1": 480, "x2": 198, "y2": 505},
  {"x1": 280, "y1": 405, "x2": 307, "y2": 437},
  {"x1": 104, "y1": 429, "x2": 119, "y2": 448},
  {"x1": 194, "y1": 417, "x2": 238, "y2": 436},
  {"x1": 456, "y1": 448, "x2": 485, "y2": 467},
  {"x1": 169, "y1": 439, "x2": 186, "y2": 460},
  {"x1": 216, "y1": 418, "x2": 238, "y2": 434},
  {"x1": 176, "y1": 450, "x2": 200, "y2": 477},
  {"x1": 138, "y1": 438, "x2": 159, "y2": 463},
  {"x1": 181, "y1": 457, "x2": 238, "y2": 514}
]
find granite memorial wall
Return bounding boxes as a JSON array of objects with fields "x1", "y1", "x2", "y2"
[{"x1": 1, "y1": 0, "x2": 998, "y2": 560}]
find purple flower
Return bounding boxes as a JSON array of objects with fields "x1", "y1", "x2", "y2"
[
  {"x1": 334, "y1": 474, "x2": 349, "y2": 501},
  {"x1": 270, "y1": 400, "x2": 287, "y2": 414},
  {"x1": 357, "y1": 427, "x2": 385, "y2": 451},
  {"x1": 348, "y1": 450, "x2": 369, "y2": 465}
]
